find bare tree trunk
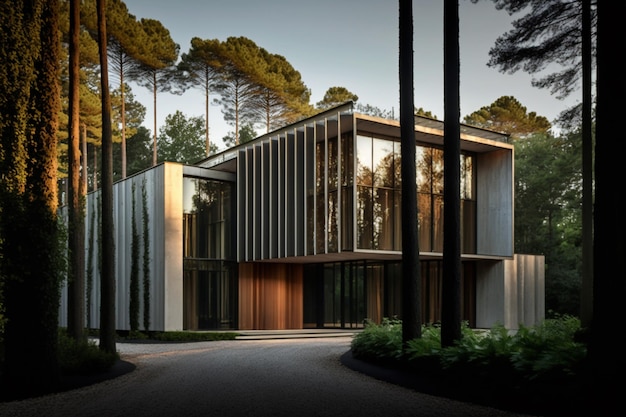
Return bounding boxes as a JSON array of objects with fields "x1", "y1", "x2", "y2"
[
  {"x1": 93, "y1": 144, "x2": 98, "y2": 191},
  {"x1": 205, "y1": 78, "x2": 210, "y2": 156},
  {"x1": 580, "y1": 0, "x2": 593, "y2": 328},
  {"x1": 152, "y1": 73, "x2": 158, "y2": 166},
  {"x1": 81, "y1": 122, "x2": 88, "y2": 195},
  {"x1": 121, "y1": 68, "x2": 127, "y2": 178},
  {"x1": 441, "y1": 0, "x2": 462, "y2": 347},
  {"x1": 67, "y1": 0, "x2": 85, "y2": 341},
  {"x1": 97, "y1": 0, "x2": 117, "y2": 354},
  {"x1": 399, "y1": 0, "x2": 421, "y2": 346}
]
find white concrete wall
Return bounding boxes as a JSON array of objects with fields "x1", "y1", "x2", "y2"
[
  {"x1": 162, "y1": 163, "x2": 184, "y2": 331},
  {"x1": 475, "y1": 254, "x2": 545, "y2": 330},
  {"x1": 476, "y1": 149, "x2": 514, "y2": 257},
  {"x1": 59, "y1": 163, "x2": 184, "y2": 332}
]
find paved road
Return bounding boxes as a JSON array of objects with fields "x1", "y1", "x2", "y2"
[{"x1": 0, "y1": 337, "x2": 535, "y2": 417}]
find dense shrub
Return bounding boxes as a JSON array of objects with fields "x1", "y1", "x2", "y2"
[
  {"x1": 351, "y1": 316, "x2": 587, "y2": 416},
  {"x1": 350, "y1": 318, "x2": 403, "y2": 364},
  {"x1": 58, "y1": 331, "x2": 118, "y2": 375}
]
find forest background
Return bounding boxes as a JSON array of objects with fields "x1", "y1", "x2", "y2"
[
  {"x1": 57, "y1": 0, "x2": 584, "y2": 316},
  {"x1": 2, "y1": 0, "x2": 617, "y2": 402}
]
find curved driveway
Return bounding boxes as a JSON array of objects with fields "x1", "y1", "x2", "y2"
[{"x1": 0, "y1": 337, "x2": 534, "y2": 417}]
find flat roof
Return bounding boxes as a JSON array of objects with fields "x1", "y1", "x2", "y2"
[{"x1": 198, "y1": 101, "x2": 511, "y2": 171}]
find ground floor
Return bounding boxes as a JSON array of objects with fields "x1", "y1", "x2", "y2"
[
  {"x1": 180, "y1": 256, "x2": 542, "y2": 331},
  {"x1": 184, "y1": 260, "x2": 469, "y2": 331},
  {"x1": 58, "y1": 163, "x2": 544, "y2": 332}
]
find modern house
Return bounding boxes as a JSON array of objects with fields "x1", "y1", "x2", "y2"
[{"x1": 59, "y1": 102, "x2": 544, "y2": 332}]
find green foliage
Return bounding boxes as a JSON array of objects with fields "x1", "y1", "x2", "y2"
[
  {"x1": 354, "y1": 103, "x2": 395, "y2": 119},
  {"x1": 157, "y1": 111, "x2": 206, "y2": 164},
  {"x1": 479, "y1": 0, "x2": 589, "y2": 102},
  {"x1": 439, "y1": 324, "x2": 514, "y2": 370},
  {"x1": 515, "y1": 131, "x2": 582, "y2": 315},
  {"x1": 415, "y1": 107, "x2": 437, "y2": 119},
  {"x1": 509, "y1": 315, "x2": 586, "y2": 380},
  {"x1": 404, "y1": 323, "x2": 443, "y2": 358},
  {"x1": 58, "y1": 330, "x2": 118, "y2": 375},
  {"x1": 222, "y1": 123, "x2": 257, "y2": 148},
  {"x1": 123, "y1": 126, "x2": 153, "y2": 177},
  {"x1": 351, "y1": 316, "x2": 587, "y2": 414},
  {"x1": 350, "y1": 318, "x2": 403, "y2": 363},
  {"x1": 463, "y1": 95, "x2": 551, "y2": 138},
  {"x1": 316, "y1": 86, "x2": 358, "y2": 110}
]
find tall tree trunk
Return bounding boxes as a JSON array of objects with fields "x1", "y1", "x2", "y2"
[
  {"x1": 93, "y1": 144, "x2": 98, "y2": 191},
  {"x1": 67, "y1": 0, "x2": 85, "y2": 341},
  {"x1": 81, "y1": 122, "x2": 88, "y2": 195},
  {"x1": 580, "y1": 0, "x2": 593, "y2": 328},
  {"x1": 399, "y1": 0, "x2": 421, "y2": 346},
  {"x1": 152, "y1": 73, "x2": 158, "y2": 166},
  {"x1": 441, "y1": 0, "x2": 462, "y2": 347},
  {"x1": 120, "y1": 66, "x2": 127, "y2": 178},
  {"x1": 205, "y1": 78, "x2": 210, "y2": 156},
  {"x1": 0, "y1": 0, "x2": 62, "y2": 399},
  {"x1": 97, "y1": 0, "x2": 117, "y2": 354},
  {"x1": 590, "y1": 0, "x2": 626, "y2": 412}
]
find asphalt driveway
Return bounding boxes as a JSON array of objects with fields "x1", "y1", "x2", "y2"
[{"x1": 0, "y1": 336, "x2": 535, "y2": 417}]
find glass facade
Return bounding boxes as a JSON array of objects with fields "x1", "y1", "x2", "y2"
[
  {"x1": 182, "y1": 177, "x2": 237, "y2": 330},
  {"x1": 355, "y1": 135, "x2": 476, "y2": 254},
  {"x1": 198, "y1": 109, "x2": 488, "y2": 330},
  {"x1": 302, "y1": 260, "x2": 476, "y2": 328}
]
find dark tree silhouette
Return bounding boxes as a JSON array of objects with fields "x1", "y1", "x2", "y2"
[
  {"x1": 67, "y1": 0, "x2": 86, "y2": 342},
  {"x1": 97, "y1": 0, "x2": 117, "y2": 354},
  {"x1": 589, "y1": 0, "x2": 626, "y2": 412},
  {"x1": 399, "y1": 0, "x2": 421, "y2": 345},
  {"x1": 441, "y1": 0, "x2": 462, "y2": 347}
]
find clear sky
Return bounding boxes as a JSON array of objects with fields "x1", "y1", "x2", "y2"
[{"x1": 122, "y1": 0, "x2": 579, "y2": 151}]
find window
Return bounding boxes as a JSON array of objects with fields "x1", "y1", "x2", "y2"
[{"x1": 355, "y1": 135, "x2": 475, "y2": 253}]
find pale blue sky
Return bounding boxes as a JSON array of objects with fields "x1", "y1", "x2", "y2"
[{"x1": 123, "y1": 0, "x2": 579, "y2": 151}]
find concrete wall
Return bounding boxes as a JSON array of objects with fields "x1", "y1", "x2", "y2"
[
  {"x1": 475, "y1": 254, "x2": 545, "y2": 330},
  {"x1": 161, "y1": 163, "x2": 184, "y2": 330},
  {"x1": 59, "y1": 163, "x2": 184, "y2": 332},
  {"x1": 476, "y1": 149, "x2": 513, "y2": 257}
]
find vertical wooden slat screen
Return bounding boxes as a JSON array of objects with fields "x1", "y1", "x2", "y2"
[{"x1": 238, "y1": 263, "x2": 303, "y2": 330}]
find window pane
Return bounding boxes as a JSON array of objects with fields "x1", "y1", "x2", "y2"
[
  {"x1": 394, "y1": 189, "x2": 402, "y2": 250},
  {"x1": 357, "y1": 185, "x2": 373, "y2": 249},
  {"x1": 328, "y1": 137, "x2": 338, "y2": 190},
  {"x1": 328, "y1": 190, "x2": 338, "y2": 252},
  {"x1": 341, "y1": 186, "x2": 354, "y2": 251},
  {"x1": 183, "y1": 178, "x2": 232, "y2": 260},
  {"x1": 373, "y1": 138, "x2": 394, "y2": 188},
  {"x1": 416, "y1": 145, "x2": 428, "y2": 193},
  {"x1": 394, "y1": 142, "x2": 402, "y2": 188},
  {"x1": 431, "y1": 148, "x2": 444, "y2": 195},
  {"x1": 356, "y1": 135, "x2": 372, "y2": 186},
  {"x1": 461, "y1": 154, "x2": 473, "y2": 200},
  {"x1": 461, "y1": 199, "x2": 476, "y2": 253},
  {"x1": 418, "y1": 192, "x2": 431, "y2": 251},
  {"x1": 432, "y1": 194, "x2": 444, "y2": 252},
  {"x1": 374, "y1": 187, "x2": 394, "y2": 250},
  {"x1": 341, "y1": 133, "x2": 354, "y2": 186}
]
